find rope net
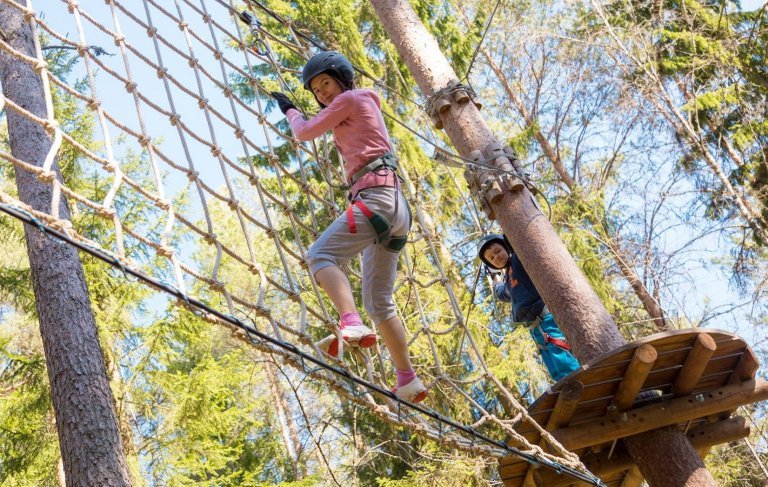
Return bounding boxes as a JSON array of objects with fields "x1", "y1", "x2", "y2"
[{"x1": 0, "y1": 0, "x2": 590, "y2": 477}]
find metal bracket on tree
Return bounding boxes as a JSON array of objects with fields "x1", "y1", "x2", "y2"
[
  {"x1": 425, "y1": 80, "x2": 481, "y2": 129},
  {"x1": 465, "y1": 142, "x2": 525, "y2": 220}
]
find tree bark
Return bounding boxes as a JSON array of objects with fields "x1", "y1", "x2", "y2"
[
  {"x1": 624, "y1": 427, "x2": 712, "y2": 487},
  {"x1": 0, "y1": 3, "x2": 131, "y2": 486},
  {"x1": 368, "y1": 0, "x2": 715, "y2": 485}
]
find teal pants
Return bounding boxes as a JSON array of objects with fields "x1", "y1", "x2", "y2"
[{"x1": 529, "y1": 313, "x2": 580, "y2": 381}]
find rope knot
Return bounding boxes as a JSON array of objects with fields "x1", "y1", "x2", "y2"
[
  {"x1": 226, "y1": 198, "x2": 238, "y2": 210},
  {"x1": 156, "y1": 67, "x2": 168, "y2": 78},
  {"x1": 23, "y1": 10, "x2": 37, "y2": 23},
  {"x1": 138, "y1": 135, "x2": 151, "y2": 147},
  {"x1": 38, "y1": 170, "x2": 57, "y2": 184},
  {"x1": 256, "y1": 113, "x2": 267, "y2": 124},
  {"x1": 213, "y1": 50, "x2": 223, "y2": 60},
  {"x1": 248, "y1": 175, "x2": 259, "y2": 186},
  {"x1": 98, "y1": 206, "x2": 116, "y2": 219},
  {"x1": 66, "y1": 1, "x2": 79, "y2": 13},
  {"x1": 157, "y1": 199, "x2": 170, "y2": 211},
  {"x1": 186, "y1": 170, "x2": 199, "y2": 182},
  {"x1": 187, "y1": 57, "x2": 198, "y2": 68},
  {"x1": 197, "y1": 97, "x2": 208, "y2": 109},
  {"x1": 202, "y1": 13, "x2": 212, "y2": 23},
  {"x1": 210, "y1": 145, "x2": 221, "y2": 157},
  {"x1": 234, "y1": 128, "x2": 244, "y2": 139},
  {"x1": 146, "y1": 27, "x2": 157, "y2": 38},
  {"x1": 168, "y1": 113, "x2": 180, "y2": 126},
  {"x1": 33, "y1": 60, "x2": 47, "y2": 74},
  {"x1": 41, "y1": 119, "x2": 59, "y2": 133},
  {"x1": 177, "y1": 21, "x2": 188, "y2": 31},
  {"x1": 222, "y1": 87, "x2": 232, "y2": 98},
  {"x1": 204, "y1": 232, "x2": 217, "y2": 244},
  {"x1": 87, "y1": 97, "x2": 100, "y2": 110},
  {"x1": 156, "y1": 245, "x2": 173, "y2": 258},
  {"x1": 209, "y1": 280, "x2": 225, "y2": 292},
  {"x1": 124, "y1": 81, "x2": 138, "y2": 93}
]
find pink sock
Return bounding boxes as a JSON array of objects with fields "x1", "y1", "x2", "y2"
[
  {"x1": 339, "y1": 311, "x2": 363, "y2": 329},
  {"x1": 396, "y1": 368, "x2": 417, "y2": 388}
]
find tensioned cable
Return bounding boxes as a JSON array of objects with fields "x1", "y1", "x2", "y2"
[
  {"x1": 460, "y1": 0, "x2": 504, "y2": 83},
  {"x1": 0, "y1": 201, "x2": 605, "y2": 487}
]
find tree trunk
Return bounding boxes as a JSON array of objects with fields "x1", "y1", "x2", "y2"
[
  {"x1": 0, "y1": 3, "x2": 131, "y2": 486},
  {"x1": 265, "y1": 362, "x2": 303, "y2": 479},
  {"x1": 624, "y1": 427, "x2": 712, "y2": 487},
  {"x1": 477, "y1": 46, "x2": 668, "y2": 331},
  {"x1": 368, "y1": 1, "x2": 715, "y2": 485}
]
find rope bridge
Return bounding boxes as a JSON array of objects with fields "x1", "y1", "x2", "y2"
[{"x1": 0, "y1": 0, "x2": 601, "y2": 483}]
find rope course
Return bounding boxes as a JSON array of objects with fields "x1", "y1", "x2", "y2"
[{"x1": 0, "y1": 0, "x2": 602, "y2": 484}]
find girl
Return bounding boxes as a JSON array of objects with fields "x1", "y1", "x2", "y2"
[
  {"x1": 478, "y1": 234, "x2": 580, "y2": 381},
  {"x1": 271, "y1": 51, "x2": 427, "y2": 403}
]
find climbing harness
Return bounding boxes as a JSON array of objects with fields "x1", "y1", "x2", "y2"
[
  {"x1": 345, "y1": 152, "x2": 407, "y2": 251},
  {"x1": 530, "y1": 306, "x2": 571, "y2": 352},
  {"x1": 346, "y1": 199, "x2": 407, "y2": 251},
  {"x1": 349, "y1": 152, "x2": 398, "y2": 185}
]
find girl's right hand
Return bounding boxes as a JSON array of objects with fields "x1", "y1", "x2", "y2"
[{"x1": 271, "y1": 92, "x2": 296, "y2": 115}]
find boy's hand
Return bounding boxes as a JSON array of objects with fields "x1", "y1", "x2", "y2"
[
  {"x1": 271, "y1": 92, "x2": 297, "y2": 115},
  {"x1": 488, "y1": 269, "x2": 504, "y2": 283}
]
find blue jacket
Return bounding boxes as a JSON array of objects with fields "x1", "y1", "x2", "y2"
[{"x1": 492, "y1": 253, "x2": 545, "y2": 323}]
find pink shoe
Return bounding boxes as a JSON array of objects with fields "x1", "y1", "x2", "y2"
[
  {"x1": 316, "y1": 334, "x2": 343, "y2": 360},
  {"x1": 341, "y1": 322, "x2": 377, "y2": 348},
  {"x1": 315, "y1": 324, "x2": 377, "y2": 360},
  {"x1": 393, "y1": 376, "x2": 428, "y2": 403}
]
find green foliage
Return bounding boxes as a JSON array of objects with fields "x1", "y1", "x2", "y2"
[{"x1": 0, "y1": 324, "x2": 60, "y2": 486}]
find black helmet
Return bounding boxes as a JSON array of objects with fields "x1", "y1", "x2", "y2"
[
  {"x1": 302, "y1": 51, "x2": 355, "y2": 91},
  {"x1": 477, "y1": 234, "x2": 512, "y2": 269}
]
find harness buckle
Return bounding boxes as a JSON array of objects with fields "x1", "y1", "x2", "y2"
[
  {"x1": 346, "y1": 199, "x2": 405, "y2": 252},
  {"x1": 349, "y1": 152, "x2": 398, "y2": 185}
]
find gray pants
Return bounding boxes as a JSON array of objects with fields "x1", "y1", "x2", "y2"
[{"x1": 307, "y1": 186, "x2": 411, "y2": 324}]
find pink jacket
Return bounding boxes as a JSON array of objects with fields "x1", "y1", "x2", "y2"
[{"x1": 286, "y1": 89, "x2": 398, "y2": 195}]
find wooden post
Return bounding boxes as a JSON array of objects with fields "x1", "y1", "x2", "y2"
[
  {"x1": 674, "y1": 334, "x2": 716, "y2": 396},
  {"x1": 368, "y1": 1, "x2": 719, "y2": 485},
  {"x1": 522, "y1": 381, "x2": 584, "y2": 486},
  {"x1": 0, "y1": 3, "x2": 131, "y2": 485},
  {"x1": 614, "y1": 344, "x2": 657, "y2": 411}
]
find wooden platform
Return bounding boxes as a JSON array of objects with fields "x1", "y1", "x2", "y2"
[{"x1": 499, "y1": 328, "x2": 766, "y2": 486}]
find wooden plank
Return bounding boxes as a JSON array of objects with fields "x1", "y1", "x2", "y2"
[
  {"x1": 560, "y1": 341, "x2": 746, "y2": 397},
  {"x1": 614, "y1": 344, "x2": 657, "y2": 410},
  {"x1": 524, "y1": 347, "x2": 747, "y2": 425},
  {"x1": 551, "y1": 379, "x2": 767, "y2": 451},
  {"x1": 619, "y1": 467, "x2": 644, "y2": 487},
  {"x1": 577, "y1": 335, "x2": 745, "y2": 383},
  {"x1": 584, "y1": 329, "x2": 738, "y2": 368},
  {"x1": 518, "y1": 381, "x2": 586, "y2": 487},
  {"x1": 534, "y1": 416, "x2": 750, "y2": 486},
  {"x1": 728, "y1": 348, "x2": 759, "y2": 383},
  {"x1": 499, "y1": 460, "x2": 532, "y2": 481}
]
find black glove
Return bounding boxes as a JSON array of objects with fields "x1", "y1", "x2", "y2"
[{"x1": 271, "y1": 92, "x2": 296, "y2": 115}]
